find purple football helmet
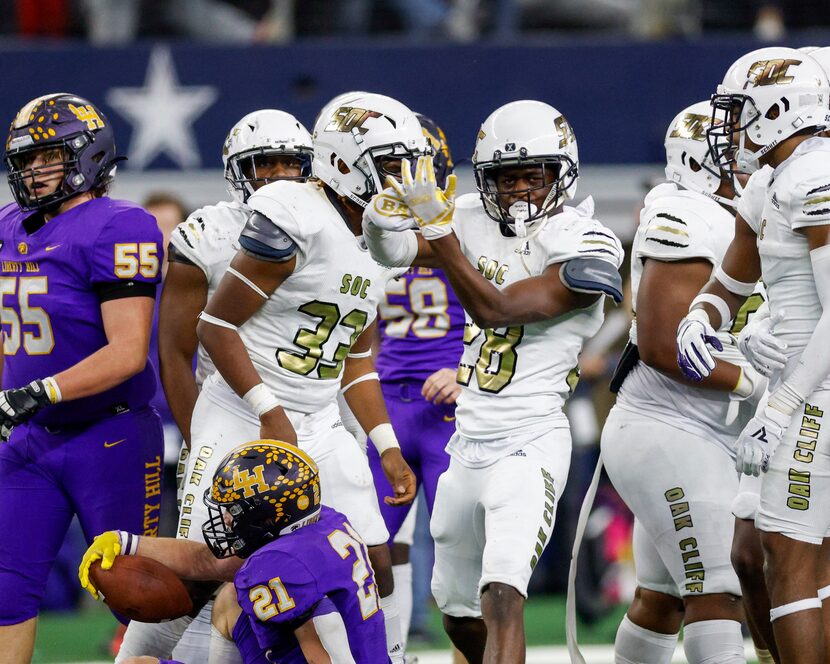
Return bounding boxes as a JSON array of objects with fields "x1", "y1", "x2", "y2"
[
  {"x1": 5, "y1": 93, "x2": 119, "y2": 211},
  {"x1": 415, "y1": 112, "x2": 454, "y2": 189}
]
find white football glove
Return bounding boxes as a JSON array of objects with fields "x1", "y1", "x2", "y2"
[
  {"x1": 738, "y1": 309, "x2": 787, "y2": 378},
  {"x1": 734, "y1": 406, "x2": 791, "y2": 476},
  {"x1": 676, "y1": 310, "x2": 723, "y2": 381},
  {"x1": 363, "y1": 184, "x2": 418, "y2": 232},
  {"x1": 392, "y1": 155, "x2": 457, "y2": 241}
]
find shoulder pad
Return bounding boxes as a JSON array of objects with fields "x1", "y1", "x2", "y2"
[
  {"x1": 540, "y1": 215, "x2": 624, "y2": 268},
  {"x1": 239, "y1": 210, "x2": 298, "y2": 263},
  {"x1": 637, "y1": 189, "x2": 720, "y2": 263},
  {"x1": 561, "y1": 257, "x2": 623, "y2": 303},
  {"x1": 248, "y1": 181, "x2": 326, "y2": 245}
]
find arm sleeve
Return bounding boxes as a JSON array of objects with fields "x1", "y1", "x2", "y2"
[
  {"x1": 361, "y1": 219, "x2": 418, "y2": 268},
  {"x1": 235, "y1": 551, "x2": 320, "y2": 628},
  {"x1": 91, "y1": 206, "x2": 163, "y2": 287},
  {"x1": 771, "y1": 245, "x2": 830, "y2": 404}
]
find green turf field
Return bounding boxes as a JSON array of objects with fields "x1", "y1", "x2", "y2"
[{"x1": 32, "y1": 596, "x2": 628, "y2": 662}]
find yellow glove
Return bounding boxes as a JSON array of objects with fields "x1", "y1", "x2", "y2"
[
  {"x1": 78, "y1": 530, "x2": 122, "y2": 600},
  {"x1": 392, "y1": 156, "x2": 457, "y2": 240}
]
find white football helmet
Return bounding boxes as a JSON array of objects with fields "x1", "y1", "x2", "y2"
[
  {"x1": 809, "y1": 47, "x2": 830, "y2": 80},
  {"x1": 312, "y1": 92, "x2": 427, "y2": 208},
  {"x1": 709, "y1": 46, "x2": 830, "y2": 174},
  {"x1": 665, "y1": 100, "x2": 735, "y2": 207},
  {"x1": 473, "y1": 100, "x2": 578, "y2": 233},
  {"x1": 222, "y1": 110, "x2": 313, "y2": 203}
]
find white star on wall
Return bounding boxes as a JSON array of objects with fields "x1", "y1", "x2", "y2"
[{"x1": 106, "y1": 47, "x2": 218, "y2": 169}]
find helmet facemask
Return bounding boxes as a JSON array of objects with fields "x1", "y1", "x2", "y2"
[
  {"x1": 475, "y1": 153, "x2": 578, "y2": 237},
  {"x1": 707, "y1": 94, "x2": 764, "y2": 175},
  {"x1": 343, "y1": 132, "x2": 425, "y2": 206},
  {"x1": 6, "y1": 133, "x2": 114, "y2": 212},
  {"x1": 226, "y1": 147, "x2": 313, "y2": 203}
]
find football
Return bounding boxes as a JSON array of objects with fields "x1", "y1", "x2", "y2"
[{"x1": 89, "y1": 555, "x2": 193, "y2": 622}]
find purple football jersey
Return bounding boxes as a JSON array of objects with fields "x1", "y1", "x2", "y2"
[
  {"x1": 376, "y1": 267, "x2": 464, "y2": 383},
  {"x1": 235, "y1": 506, "x2": 389, "y2": 663},
  {"x1": 0, "y1": 198, "x2": 162, "y2": 426}
]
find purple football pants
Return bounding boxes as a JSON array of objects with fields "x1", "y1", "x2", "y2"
[
  {"x1": 368, "y1": 381, "x2": 454, "y2": 542},
  {"x1": 0, "y1": 406, "x2": 163, "y2": 624}
]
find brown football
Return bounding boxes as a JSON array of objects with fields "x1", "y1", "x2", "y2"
[{"x1": 89, "y1": 555, "x2": 193, "y2": 622}]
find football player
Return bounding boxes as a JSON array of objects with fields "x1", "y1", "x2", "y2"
[
  {"x1": 602, "y1": 101, "x2": 768, "y2": 664},
  {"x1": 189, "y1": 92, "x2": 422, "y2": 663},
  {"x1": 79, "y1": 441, "x2": 390, "y2": 663},
  {"x1": 0, "y1": 93, "x2": 164, "y2": 664},
  {"x1": 363, "y1": 100, "x2": 624, "y2": 664},
  {"x1": 115, "y1": 110, "x2": 314, "y2": 663},
  {"x1": 676, "y1": 47, "x2": 830, "y2": 664}
]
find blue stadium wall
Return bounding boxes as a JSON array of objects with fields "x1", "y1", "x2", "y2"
[{"x1": 0, "y1": 37, "x2": 811, "y2": 169}]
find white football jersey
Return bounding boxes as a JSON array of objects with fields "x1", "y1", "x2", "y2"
[
  {"x1": 736, "y1": 165, "x2": 774, "y2": 234},
  {"x1": 169, "y1": 200, "x2": 248, "y2": 387},
  {"x1": 755, "y1": 137, "x2": 830, "y2": 391},
  {"x1": 208, "y1": 180, "x2": 404, "y2": 414},
  {"x1": 619, "y1": 183, "x2": 763, "y2": 452},
  {"x1": 450, "y1": 193, "x2": 623, "y2": 450}
]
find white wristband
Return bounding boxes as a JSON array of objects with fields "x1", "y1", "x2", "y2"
[
  {"x1": 243, "y1": 383, "x2": 280, "y2": 417},
  {"x1": 767, "y1": 381, "x2": 804, "y2": 417},
  {"x1": 368, "y1": 423, "x2": 400, "y2": 455},
  {"x1": 117, "y1": 530, "x2": 138, "y2": 556},
  {"x1": 714, "y1": 265, "x2": 756, "y2": 297},
  {"x1": 689, "y1": 293, "x2": 731, "y2": 330},
  {"x1": 43, "y1": 376, "x2": 62, "y2": 404}
]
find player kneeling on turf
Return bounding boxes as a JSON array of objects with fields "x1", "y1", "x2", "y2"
[{"x1": 79, "y1": 440, "x2": 389, "y2": 664}]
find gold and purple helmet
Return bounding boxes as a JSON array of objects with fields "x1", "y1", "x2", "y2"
[
  {"x1": 5, "y1": 93, "x2": 119, "y2": 211},
  {"x1": 415, "y1": 112, "x2": 454, "y2": 190},
  {"x1": 202, "y1": 440, "x2": 321, "y2": 559}
]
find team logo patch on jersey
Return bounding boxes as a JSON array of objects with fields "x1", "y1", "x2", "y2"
[{"x1": 17, "y1": 242, "x2": 27, "y2": 255}]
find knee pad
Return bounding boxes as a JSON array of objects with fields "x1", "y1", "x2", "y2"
[
  {"x1": 614, "y1": 615, "x2": 677, "y2": 664},
  {"x1": 683, "y1": 619, "x2": 744, "y2": 664}
]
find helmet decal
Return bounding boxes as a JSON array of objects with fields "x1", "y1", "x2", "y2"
[
  {"x1": 5, "y1": 93, "x2": 119, "y2": 212},
  {"x1": 202, "y1": 440, "x2": 321, "y2": 559}
]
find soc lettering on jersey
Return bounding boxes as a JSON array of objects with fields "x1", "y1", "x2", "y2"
[
  {"x1": 218, "y1": 181, "x2": 404, "y2": 414},
  {"x1": 450, "y1": 193, "x2": 623, "y2": 444}
]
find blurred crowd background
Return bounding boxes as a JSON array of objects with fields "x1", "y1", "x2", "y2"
[{"x1": 1, "y1": 0, "x2": 829, "y2": 43}]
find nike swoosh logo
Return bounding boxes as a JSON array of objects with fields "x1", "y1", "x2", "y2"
[
  {"x1": 104, "y1": 438, "x2": 127, "y2": 448},
  {"x1": 443, "y1": 415, "x2": 456, "y2": 422},
  {"x1": 45, "y1": 245, "x2": 61, "y2": 251}
]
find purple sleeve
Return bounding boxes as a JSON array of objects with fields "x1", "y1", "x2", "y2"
[
  {"x1": 91, "y1": 207, "x2": 163, "y2": 286},
  {"x1": 235, "y1": 549, "x2": 321, "y2": 632}
]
